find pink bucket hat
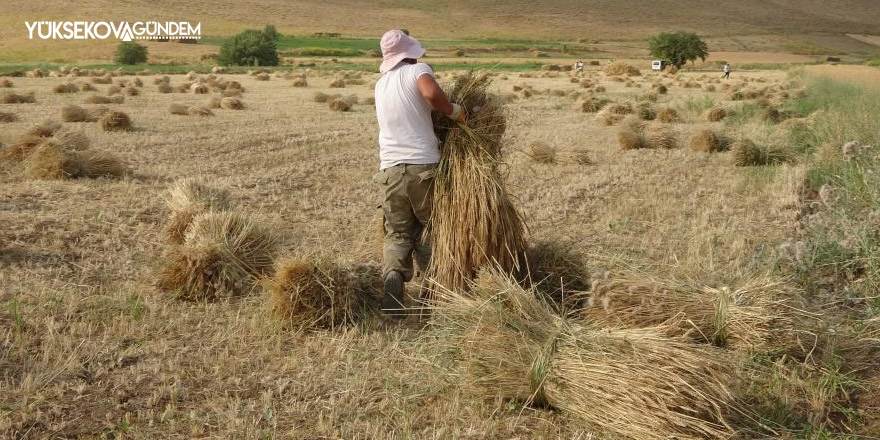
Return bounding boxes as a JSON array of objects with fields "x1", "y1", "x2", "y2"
[{"x1": 379, "y1": 29, "x2": 426, "y2": 74}]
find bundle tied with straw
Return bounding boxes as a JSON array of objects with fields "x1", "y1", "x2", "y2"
[
  {"x1": 584, "y1": 272, "x2": 797, "y2": 351},
  {"x1": 429, "y1": 268, "x2": 746, "y2": 440},
  {"x1": 430, "y1": 72, "x2": 527, "y2": 290}
]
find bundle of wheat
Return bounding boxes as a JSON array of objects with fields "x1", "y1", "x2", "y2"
[
  {"x1": 78, "y1": 82, "x2": 96, "y2": 92},
  {"x1": 732, "y1": 139, "x2": 792, "y2": 166},
  {"x1": 706, "y1": 107, "x2": 728, "y2": 122},
  {"x1": 265, "y1": 257, "x2": 382, "y2": 329},
  {"x1": 604, "y1": 61, "x2": 641, "y2": 76},
  {"x1": 329, "y1": 79, "x2": 346, "y2": 88},
  {"x1": 163, "y1": 179, "x2": 231, "y2": 244},
  {"x1": 429, "y1": 269, "x2": 745, "y2": 440},
  {"x1": 53, "y1": 82, "x2": 79, "y2": 93},
  {"x1": 255, "y1": 73, "x2": 270, "y2": 81},
  {"x1": 0, "y1": 79, "x2": 13, "y2": 88},
  {"x1": 98, "y1": 111, "x2": 132, "y2": 132},
  {"x1": 429, "y1": 72, "x2": 527, "y2": 290},
  {"x1": 220, "y1": 97, "x2": 245, "y2": 110},
  {"x1": 84, "y1": 95, "x2": 124, "y2": 104},
  {"x1": 205, "y1": 96, "x2": 222, "y2": 109},
  {"x1": 657, "y1": 108, "x2": 680, "y2": 123},
  {"x1": 0, "y1": 92, "x2": 35, "y2": 104},
  {"x1": 157, "y1": 83, "x2": 173, "y2": 93},
  {"x1": 577, "y1": 97, "x2": 609, "y2": 113},
  {"x1": 191, "y1": 83, "x2": 209, "y2": 94},
  {"x1": 584, "y1": 272, "x2": 797, "y2": 350},
  {"x1": 22, "y1": 138, "x2": 128, "y2": 180},
  {"x1": 158, "y1": 211, "x2": 278, "y2": 300},
  {"x1": 0, "y1": 111, "x2": 17, "y2": 122},
  {"x1": 328, "y1": 98, "x2": 352, "y2": 112},
  {"x1": 124, "y1": 87, "x2": 140, "y2": 96},
  {"x1": 690, "y1": 129, "x2": 732, "y2": 153},
  {"x1": 291, "y1": 78, "x2": 308, "y2": 87},
  {"x1": 520, "y1": 239, "x2": 590, "y2": 312}
]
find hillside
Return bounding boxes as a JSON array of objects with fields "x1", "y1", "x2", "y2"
[{"x1": 2, "y1": 0, "x2": 879, "y2": 42}]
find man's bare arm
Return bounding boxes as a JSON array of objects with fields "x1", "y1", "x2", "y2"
[{"x1": 416, "y1": 74, "x2": 454, "y2": 115}]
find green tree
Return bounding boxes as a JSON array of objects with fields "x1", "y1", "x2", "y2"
[
  {"x1": 263, "y1": 24, "x2": 279, "y2": 41},
  {"x1": 217, "y1": 29, "x2": 279, "y2": 66},
  {"x1": 114, "y1": 42, "x2": 148, "y2": 65},
  {"x1": 649, "y1": 32, "x2": 709, "y2": 68}
]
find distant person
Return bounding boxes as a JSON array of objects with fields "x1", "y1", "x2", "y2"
[
  {"x1": 574, "y1": 60, "x2": 584, "y2": 72},
  {"x1": 373, "y1": 29, "x2": 467, "y2": 314},
  {"x1": 722, "y1": 63, "x2": 731, "y2": 79}
]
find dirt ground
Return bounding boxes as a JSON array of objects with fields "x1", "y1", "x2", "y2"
[{"x1": 0, "y1": 67, "x2": 816, "y2": 438}]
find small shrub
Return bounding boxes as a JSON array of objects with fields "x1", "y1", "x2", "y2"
[{"x1": 114, "y1": 42, "x2": 148, "y2": 65}]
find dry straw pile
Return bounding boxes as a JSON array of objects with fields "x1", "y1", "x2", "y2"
[
  {"x1": 265, "y1": 257, "x2": 382, "y2": 329},
  {"x1": 604, "y1": 60, "x2": 641, "y2": 76},
  {"x1": 163, "y1": 179, "x2": 231, "y2": 244},
  {"x1": 1, "y1": 92, "x2": 35, "y2": 104},
  {"x1": 429, "y1": 72, "x2": 527, "y2": 290},
  {"x1": 429, "y1": 269, "x2": 744, "y2": 439},
  {"x1": 99, "y1": 111, "x2": 132, "y2": 131},
  {"x1": 732, "y1": 139, "x2": 792, "y2": 167},
  {"x1": 159, "y1": 211, "x2": 278, "y2": 300},
  {"x1": 524, "y1": 141, "x2": 556, "y2": 164},
  {"x1": 0, "y1": 111, "x2": 18, "y2": 122},
  {"x1": 690, "y1": 129, "x2": 732, "y2": 153},
  {"x1": 61, "y1": 104, "x2": 108, "y2": 122},
  {"x1": 584, "y1": 272, "x2": 797, "y2": 350},
  {"x1": 1, "y1": 122, "x2": 128, "y2": 179}
]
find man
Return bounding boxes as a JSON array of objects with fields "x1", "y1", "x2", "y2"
[
  {"x1": 373, "y1": 29, "x2": 466, "y2": 313},
  {"x1": 722, "y1": 63, "x2": 731, "y2": 79},
  {"x1": 574, "y1": 60, "x2": 584, "y2": 72}
]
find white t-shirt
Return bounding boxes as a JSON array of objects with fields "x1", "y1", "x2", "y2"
[{"x1": 375, "y1": 63, "x2": 440, "y2": 169}]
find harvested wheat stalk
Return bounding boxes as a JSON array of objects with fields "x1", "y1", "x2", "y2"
[
  {"x1": 429, "y1": 269, "x2": 745, "y2": 440},
  {"x1": 430, "y1": 72, "x2": 527, "y2": 290}
]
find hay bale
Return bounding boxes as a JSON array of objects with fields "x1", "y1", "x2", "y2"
[
  {"x1": 617, "y1": 122, "x2": 645, "y2": 150},
  {"x1": 132, "y1": 78, "x2": 143, "y2": 87},
  {"x1": 255, "y1": 73, "x2": 270, "y2": 81},
  {"x1": 0, "y1": 135, "x2": 43, "y2": 163},
  {"x1": 606, "y1": 102, "x2": 633, "y2": 115},
  {"x1": 187, "y1": 105, "x2": 213, "y2": 116},
  {"x1": 585, "y1": 272, "x2": 796, "y2": 350},
  {"x1": 158, "y1": 212, "x2": 278, "y2": 300},
  {"x1": 52, "y1": 129, "x2": 90, "y2": 151},
  {"x1": 53, "y1": 82, "x2": 79, "y2": 93},
  {"x1": 0, "y1": 111, "x2": 17, "y2": 122},
  {"x1": 91, "y1": 74, "x2": 112, "y2": 84},
  {"x1": 593, "y1": 85, "x2": 606, "y2": 93},
  {"x1": 362, "y1": 96, "x2": 376, "y2": 106},
  {"x1": 168, "y1": 103, "x2": 189, "y2": 115},
  {"x1": 153, "y1": 76, "x2": 170, "y2": 85},
  {"x1": 706, "y1": 107, "x2": 727, "y2": 122},
  {"x1": 556, "y1": 148, "x2": 593, "y2": 165},
  {"x1": 124, "y1": 86, "x2": 140, "y2": 96},
  {"x1": 157, "y1": 83, "x2": 173, "y2": 93},
  {"x1": 220, "y1": 97, "x2": 245, "y2": 110},
  {"x1": 328, "y1": 98, "x2": 352, "y2": 112},
  {"x1": 163, "y1": 179, "x2": 231, "y2": 244},
  {"x1": 656, "y1": 108, "x2": 680, "y2": 123},
  {"x1": 637, "y1": 102, "x2": 656, "y2": 120},
  {"x1": 596, "y1": 109, "x2": 624, "y2": 126},
  {"x1": 0, "y1": 92, "x2": 35, "y2": 104},
  {"x1": 604, "y1": 60, "x2": 640, "y2": 76},
  {"x1": 211, "y1": 66, "x2": 227, "y2": 74},
  {"x1": 107, "y1": 85, "x2": 122, "y2": 95},
  {"x1": 761, "y1": 107, "x2": 792, "y2": 124},
  {"x1": 98, "y1": 111, "x2": 132, "y2": 132},
  {"x1": 78, "y1": 82, "x2": 96, "y2": 92},
  {"x1": 28, "y1": 120, "x2": 62, "y2": 138},
  {"x1": 191, "y1": 83, "x2": 209, "y2": 94},
  {"x1": 430, "y1": 269, "x2": 744, "y2": 440},
  {"x1": 313, "y1": 92, "x2": 341, "y2": 103},
  {"x1": 430, "y1": 72, "x2": 527, "y2": 290},
  {"x1": 266, "y1": 257, "x2": 382, "y2": 329},
  {"x1": 732, "y1": 139, "x2": 791, "y2": 166},
  {"x1": 329, "y1": 79, "x2": 346, "y2": 88},
  {"x1": 522, "y1": 240, "x2": 590, "y2": 311},
  {"x1": 222, "y1": 88, "x2": 242, "y2": 97},
  {"x1": 644, "y1": 123, "x2": 677, "y2": 149},
  {"x1": 690, "y1": 129, "x2": 731, "y2": 153},
  {"x1": 0, "y1": 79, "x2": 13, "y2": 88},
  {"x1": 525, "y1": 141, "x2": 556, "y2": 164},
  {"x1": 291, "y1": 78, "x2": 308, "y2": 87}
]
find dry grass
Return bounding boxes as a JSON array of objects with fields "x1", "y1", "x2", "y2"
[
  {"x1": 644, "y1": 123, "x2": 677, "y2": 149},
  {"x1": 191, "y1": 83, "x2": 209, "y2": 94},
  {"x1": 60, "y1": 104, "x2": 89, "y2": 122},
  {"x1": 577, "y1": 97, "x2": 609, "y2": 113},
  {"x1": 187, "y1": 105, "x2": 214, "y2": 116},
  {"x1": 265, "y1": 256, "x2": 382, "y2": 329},
  {"x1": 22, "y1": 140, "x2": 129, "y2": 180},
  {"x1": 524, "y1": 141, "x2": 556, "y2": 164},
  {"x1": 168, "y1": 103, "x2": 189, "y2": 115},
  {"x1": 430, "y1": 72, "x2": 527, "y2": 290},
  {"x1": 0, "y1": 79, "x2": 13, "y2": 87},
  {"x1": 292, "y1": 78, "x2": 308, "y2": 87},
  {"x1": 124, "y1": 86, "x2": 140, "y2": 97},
  {"x1": 0, "y1": 111, "x2": 18, "y2": 122},
  {"x1": 158, "y1": 211, "x2": 278, "y2": 300},
  {"x1": 584, "y1": 272, "x2": 797, "y2": 350},
  {"x1": 429, "y1": 269, "x2": 744, "y2": 440},
  {"x1": 52, "y1": 82, "x2": 78, "y2": 93},
  {"x1": 98, "y1": 111, "x2": 132, "y2": 132},
  {"x1": 329, "y1": 79, "x2": 346, "y2": 88}
]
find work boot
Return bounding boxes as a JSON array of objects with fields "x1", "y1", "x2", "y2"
[{"x1": 382, "y1": 270, "x2": 405, "y2": 316}]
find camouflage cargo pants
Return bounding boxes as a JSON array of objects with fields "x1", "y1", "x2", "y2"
[{"x1": 373, "y1": 163, "x2": 437, "y2": 282}]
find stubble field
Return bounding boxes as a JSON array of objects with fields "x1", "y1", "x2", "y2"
[{"x1": 1, "y1": 63, "x2": 877, "y2": 438}]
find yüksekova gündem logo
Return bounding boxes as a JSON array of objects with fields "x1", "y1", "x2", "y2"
[{"x1": 25, "y1": 21, "x2": 201, "y2": 42}]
